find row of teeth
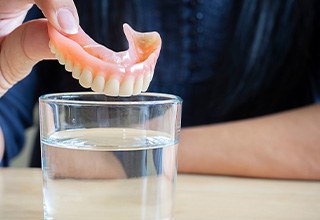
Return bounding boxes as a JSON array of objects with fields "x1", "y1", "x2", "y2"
[{"x1": 49, "y1": 42, "x2": 153, "y2": 96}]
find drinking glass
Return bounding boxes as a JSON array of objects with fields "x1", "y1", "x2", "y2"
[{"x1": 39, "y1": 92, "x2": 182, "y2": 220}]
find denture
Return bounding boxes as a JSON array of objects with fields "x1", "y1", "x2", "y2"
[{"x1": 47, "y1": 23, "x2": 161, "y2": 96}]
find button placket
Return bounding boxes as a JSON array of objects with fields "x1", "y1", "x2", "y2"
[{"x1": 185, "y1": 0, "x2": 203, "y2": 73}]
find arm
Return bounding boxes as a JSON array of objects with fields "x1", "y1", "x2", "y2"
[
  {"x1": 0, "y1": 0, "x2": 79, "y2": 164},
  {"x1": 178, "y1": 104, "x2": 320, "y2": 180}
]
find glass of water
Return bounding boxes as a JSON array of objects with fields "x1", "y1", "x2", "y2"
[{"x1": 39, "y1": 92, "x2": 182, "y2": 220}]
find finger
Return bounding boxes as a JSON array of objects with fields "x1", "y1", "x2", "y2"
[
  {"x1": 0, "y1": 1, "x2": 33, "y2": 38},
  {"x1": 0, "y1": 19, "x2": 54, "y2": 96},
  {"x1": 34, "y1": 0, "x2": 79, "y2": 35},
  {"x1": 0, "y1": 0, "x2": 33, "y2": 14}
]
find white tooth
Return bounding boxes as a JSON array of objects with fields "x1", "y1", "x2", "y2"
[
  {"x1": 142, "y1": 73, "x2": 152, "y2": 92},
  {"x1": 65, "y1": 59, "x2": 73, "y2": 72},
  {"x1": 91, "y1": 75, "x2": 105, "y2": 92},
  {"x1": 133, "y1": 75, "x2": 143, "y2": 95},
  {"x1": 48, "y1": 41, "x2": 56, "y2": 54},
  {"x1": 79, "y1": 69, "x2": 92, "y2": 88},
  {"x1": 119, "y1": 76, "x2": 134, "y2": 97},
  {"x1": 104, "y1": 78, "x2": 120, "y2": 96},
  {"x1": 72, "y1": 64, "x2": 81, "y2": 79},
  {"x1": 55, "y1": 51, "x2": 65, "y2": 65}
]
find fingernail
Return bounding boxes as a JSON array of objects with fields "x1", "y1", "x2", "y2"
[{"x1": 56, "y1": 8, "x2": 78, "y2": 34}]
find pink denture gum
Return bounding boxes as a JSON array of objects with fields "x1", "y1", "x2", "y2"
[{"x1": 47, "y1": 23, "x2": 161, "y2": 96}]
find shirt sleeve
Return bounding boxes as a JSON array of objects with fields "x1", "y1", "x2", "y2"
[
  {"x1": 0, "y1": 4, "x2": 43, "y2": 167},
  {"x1": 0, "y1": 70, "x2": 39, "y2": 166}
]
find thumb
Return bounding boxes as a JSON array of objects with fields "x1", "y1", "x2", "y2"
[
  {"x1": 0, "y1": 19, "x2": 54, "y2": 96},
  {"x1": 34, "y1": 0, "x2": 79, "y2": 35}
]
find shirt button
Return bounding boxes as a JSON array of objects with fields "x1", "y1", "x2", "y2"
[
  {"x1": 188, "y1": 12, "x2": 203, "y2": 24},
  {"x1": 196, "y1": 12, "x2": 203, "y2": 20}
]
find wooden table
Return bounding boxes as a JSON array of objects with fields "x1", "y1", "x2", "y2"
[{"x1": 0, "y1": 168, "x2": 319, "y2": 219}]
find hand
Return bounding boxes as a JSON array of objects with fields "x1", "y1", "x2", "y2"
[{"x1": 0, "y1": 0, "x2": 79, "y2": 97}]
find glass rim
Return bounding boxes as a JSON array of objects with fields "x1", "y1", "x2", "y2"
[{"x1": 39, "y1": 92, "x2": 182, "y2": 106}]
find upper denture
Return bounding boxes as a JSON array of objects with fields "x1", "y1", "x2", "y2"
[{"x1": 47, "y1": 23, "x2": 161, "y2": 96}]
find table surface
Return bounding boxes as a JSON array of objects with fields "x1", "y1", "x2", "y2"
[{"x1": 0, "y1": 168, "x2": 320, "y2": 220}]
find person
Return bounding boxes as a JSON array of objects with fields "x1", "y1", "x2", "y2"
[
  {"x1": 0, "y1": 0, "x2": 319, "y2": 180},
  {"x1": 0, "y1": 0, "x2": 79, "y2": 165}
]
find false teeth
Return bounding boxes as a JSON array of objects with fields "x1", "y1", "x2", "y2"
[
  {"x1": 72, "y1": 64, "x2": 81, "y2": 79},
  {"x1": 48, "y1": 23, "x2": 162, "y2": 96},
  {"x1": 142, "y1": 73, "x2": 152, "y2": 92},
  {"x1": 104, "y1": 77, "x2": 120, "y2": 96},
  {"x1": 133, "y1": 75, "x2": 143, "y2": 95},
  {"x1": 49, "y1": 41, "x2": 56, "y2": 54},
  {"x1": 79, "y1": 69, "x2": 93, "y2": 88},
  {"x1": 55, "y1": 51, "x2": 65, "y2": 65},
  {"x1": 119, "y1": 76, "x2": 134, "y2": 97},
  {"x1": 91, "y1": 75, "x2": 105, "y2": 92},
  {"x1": 64, "y1": 59, "x2": 73, "y2": 72}
]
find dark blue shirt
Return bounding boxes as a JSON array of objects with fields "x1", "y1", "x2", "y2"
[{"x1": 1, "y1": 0, "x2": 319, "y2": 166}]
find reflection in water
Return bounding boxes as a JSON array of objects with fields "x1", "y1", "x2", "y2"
[{"x1": 42, "y1": 128, "x2": 177, "y2": 219}]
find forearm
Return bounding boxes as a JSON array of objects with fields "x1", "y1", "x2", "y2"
[{"x1": 178, "y1": 104, "x2": 320, "y2": 180}]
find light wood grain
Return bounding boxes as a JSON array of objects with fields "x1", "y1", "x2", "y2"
[{"x1": 0, "y1": 168, "x2": 319, "y2": 219}]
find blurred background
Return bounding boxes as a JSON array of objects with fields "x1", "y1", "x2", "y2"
[{"x1": 11, "y1": 108, "x2": 38, "y2": 167}]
